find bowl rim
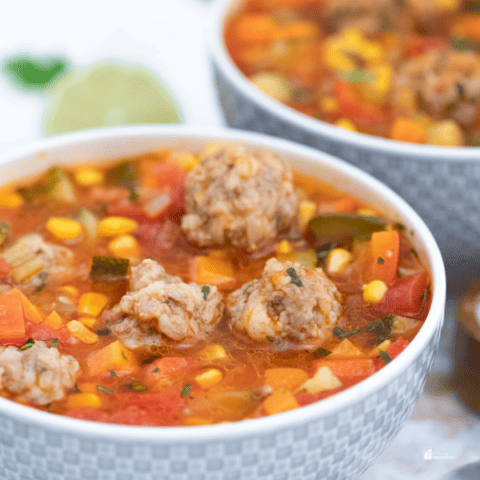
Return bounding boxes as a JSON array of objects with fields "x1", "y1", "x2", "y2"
[
  {"x1": 0, "y1": 125, "x2": 446, "y2": 441},
  {"x1": 208, "y1": 0, "x2": 480, "y2": 159}
]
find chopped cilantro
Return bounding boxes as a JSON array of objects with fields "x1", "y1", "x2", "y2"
[
  {"x1": 367, "y1": 315, "x2": 395, "y2": 342},
  {"x1": 332, "y1": 327, "x2": 359, "y2": 338},
  {"x1": 411, "y1": 248, "x2": 418, "y2": 258},
  {"x1": 96, "y1": 385, "x2": 114, "y2": 395},
  {"x1": 97, "y1": 328, "x2": 111, "y2": 336},
  {"x1": 18, "y1": 338, "x2": 35, "y2": 351},
  {"x1": 314, "y1": 347, "x2": 332, "y2": 357},
  {"x1": 52, "y1": 338, "x2": 58, "y2": 349},
  {"x1": 181, "y1": 384, "x2": 192, "y2": 398},
  {"x1": 152, "y1": 367, "x2": 160, "y2": 373},
  {"x1": 395, "y1": 222, "x2": 406, "y2": 231},
  {"x1": 286, "y1": 267, "x2": 303, "y2": 287},
  {"x1": 201, "y1": 285, "x2": 210, "y2": 300},
  {"x1": 128, "y1": 188, "x2": 139, "y2": 202},
  {"x1": 121, "y1": 350, "x2": 127, "y2": 360},
  {"x1": 377, "y1": 257, "x2": 385, "y2": 265},
  {"x1": 379, "y1": 349, "x2": 392, "y2": 364},
  {"x1": 243, "y1": 283, "x2": 254, "y2": 295},
  {"x1": 109, "y1": 370, "x2": 116, "y2": 377}
]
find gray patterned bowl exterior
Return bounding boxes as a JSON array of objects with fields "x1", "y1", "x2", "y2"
[
  {"x1": 210, "y1": 0, "x2": 480, "y2": 267},
  {"x1": 0, "y1": 126, "x2": 446, "y2": 480}
]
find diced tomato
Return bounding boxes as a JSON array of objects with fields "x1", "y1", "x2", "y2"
[
  {"x1": 145, "y1": 357, "x2": 197, "y2": 381},
  {"x1": 402, "y1": 35, "x2": 445, "y2": 59},
  {"x1": 150, "y1": 162, "x2": 186, "y2": 191},
  {"x1": 386, "y1": 337, "x2": 410, "y2": 359},
  {"x1": 26, "y1": 323, "x2": 71, "y2": 345},
  {"x1": 107, "y1": 201, "x2": 148, "y2": 221},
  {"x1": 334, "y1": 81, "x2": 388, "y2": 127},
  {"x1": 65, "y1": 392, "x2": 185, "y2": 426},
  {"x1": 368, "y1": 273, "x2": 429, "y2": 316}
]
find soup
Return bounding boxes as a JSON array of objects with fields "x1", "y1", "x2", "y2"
[
  {"x1": 225, "y1": 0, "x2": 480, "y2": 146},
  {"x1": 0, "y1": 143, "x2": 430, "y2": 426}
]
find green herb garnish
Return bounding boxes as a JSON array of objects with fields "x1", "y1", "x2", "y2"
[
  {"x1": 121, "y1": 350, "x2": 127, "y2": 360},
  {"x1": 131, "y1": 382, "x2": 147, "y2": 392},
  {"x1": 411, "y1": 248, "x2": 418, "y2": 258},
  {"x1": 243, "y1": 283, "x2": 254, "y2": 295},
  {"x1": 96, "y1": 385, "x2": 114, "y2": 395},
  {"x1": 379, "y1": 349, "x2": 392, "y2": 364},
  {"x1": 152, "y1": 368, "x2": 160, "y2": 373},
  {"x1": 18, "y1": 338, "x2": 35, "y2": 351},
  {"x1": 201, "y1": 285, "x2": 210, "y2": 300},
  {"x1": 90, "y1": 256, "x2": 129, "y2": 281},
  {"x1": 106, "y1": 160, "x2": 138, "y2": 187},
  {"x1": 377, "y1": 257, "x2": 385, "y2": 265},
  {"x1": 338, "y1": 69, "x2": 373, "y2": 83},
  {"x1": 367, "y1": 315, "x2": 395, "y2": 342},
  {"x1": 395, "y1": 222, "x2": 406, "y2": 231},
  {"x1": 52, "y1": 338, "x2": 58, "y2": 349},
  {"x1": 286, "y1": 267, "x2": 303, "y2": 287},
  {"x1": 181, "y1": 384, "x2": 192, "y2": 398},
  {"x1": 97, "y1": 328, "x2": 111, "y2": 336},
  {"x1": 314, "y1": 347, "x2": 332, "y2": 357},
  {"x1": 450, "y1": 37, "x2": 480, "y2": 52},
  {"x1": 109, "y1": 370, "x2": 116, "y2": 377},
  {"x1": 128, "y1": 188, "x2": 139, "y2": 202},
  {"x1": 332, "y1": 327, "x2": 359, "y2": 338}
]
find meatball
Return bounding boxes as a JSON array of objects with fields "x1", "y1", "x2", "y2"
[
  {"x1": 130, "y1": 259, "x2": 181, "y2": 292},
  {"x1": 111, "y1": 260, "x2": 224, "y2": 348},
  {"x1": 394, "y1": 47, "x2": 480, "y2": 127},
  {"x1": 324, "y1": 0, "x2": 397, "y2": 36},
  {"x1": 227, "y1": 258, "x2": 342, "y2": 342},
  {"x1": 0, "y1": 341, "x2": 79, "y2": 405},
  {"x1": 181, "y1": 145, "x2": 298, "y2": 251}
]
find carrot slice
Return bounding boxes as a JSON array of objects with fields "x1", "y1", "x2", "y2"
[
  {"x1": 390, "y1": 118, "x2": 426, "y2": 144},
  {"x1": 191, "y1": 256, "x2": 235, "y2": 289},
  {"x1": 0, "y1": 290, "x2": 27, "y2": 344},
  {"x1": 368, "y1": 230, "x2": 400, "y2": 283},
  {"x1": 264, "y1": 368, "x2": 309, "y2": 391}
]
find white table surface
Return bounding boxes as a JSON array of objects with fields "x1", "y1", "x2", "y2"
[{"x1": 1, "y1": 1, "x2": 480, "y2": 479}]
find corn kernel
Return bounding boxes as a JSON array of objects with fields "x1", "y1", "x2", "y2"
[
  {"x1": 43, "y1": 311, "x2": 63, "y2": 330},
  {"x1": 75, "y1": 168, "x2": 104, "y2": 186},
  {"x1": 59, "y1": 285, "x2": 80, "y2": 298},
  {"x1": 195, "y1": 368, "x2": 223, "y2": 389},
  {"x1": 46, "y1": 217, "x2": 83, "y2": 240},
  {"x1": 78, "y1": 316, "x2": 97, "y2": 329},
  {"x1": 336, "y1": 118, "x2": 357, "y2": 132},
  {"x1": 199, "y1": 344, "x2": 228, "y2": 363},
  {"x1": 171, "y1": 153, "x2": 200, "y2": 172},
  {"x1": 426, "y1": 120, "x2": 464, "y2": 146},
  {"x1": 0, "y1": 192, "x2": 24, "y2": 208},
  {"x1": 325, "y1": 248, "x2": 352, "y2": 274},
  {"x1": 66, "y1": 393, "x2": 102, "y2": 409},
  {"x1": 299, "y1": 200, "x2": 316, "y2": 230},
  {"x1": 275, "y1": 240, "x2": 293, "y2": 254},
  {"x1": 78, "y1": 292, "x2": 109, "y2": 316},
  {"x1": 108, "y1": 234, "x2": 140, "y2": 258},
  {"x1": 67, "y1": 320, "x2": 99, "y2": 344},
  {"x1": 320, "y1": 96, "x2": 338, "y2": 113},
  {"x1": 368, "y1": 339, "x2": 392, "y2": 357},
  {"x1": 97, "y1": 217, "x2": 137, "y2": 237},
  {"x1": 363, "y1": 280, "x2": 388, "y2": 304}
]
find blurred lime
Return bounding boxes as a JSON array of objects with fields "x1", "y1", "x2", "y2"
[{"x1": 43, "y1": 62, "x2": 182, "y2": 135}]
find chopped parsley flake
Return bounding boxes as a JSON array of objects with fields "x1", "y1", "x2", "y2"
[
  {"x1": 96, "y1": 385, "x2": 114, "y2": 395},
  {"x1": 52, "y1": 338, "x2": 58, "y2": 349},
  {"x1": 314, "y1": 347, "x2": 332, "y2": 357},
  {"x1": 332, "y1": 327, "x2": 359, "y2": 338},
  {"x1": 377, "y1": 257, "x2": 385, "y2": 265},
  {"x1": 286, "y1": 267, "x2": 303, "y2": 287},
  {"x1": 18, "y1": 338, "x2": 35, "y2": 351},
  {"x1": 201, "y1": 285, "x2": 210, "y2": 300},
  {"x1": 109, "y1": 370, "x2": 116, "y2": 377},
  {"x1": 97, "y1": 328, "x2": 111, "y2": 336},
  {"x1": 379, "y1": 349, "x2": 392, "y2": 364},
  {"x1": 181, "y1": 384, "x2": 192, "y2": 398}
]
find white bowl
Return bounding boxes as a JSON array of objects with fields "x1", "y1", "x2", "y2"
[
  {"x1": 0, "y1": 125, "x2": 445, "y2": 480},
  {"x1": 209, "y1": 0, "x2": 480, "y2": 268}
]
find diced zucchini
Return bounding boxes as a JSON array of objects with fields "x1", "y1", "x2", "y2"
[
  {"x1": 89, "y1": 256, "x2": 129, "y2": 281},
  {"x1": 105, "y1": 160, "x2": 138, "y2": 187},
  {"x1": 309, "y1": 214, "x2": 387, "y2": 241}
]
